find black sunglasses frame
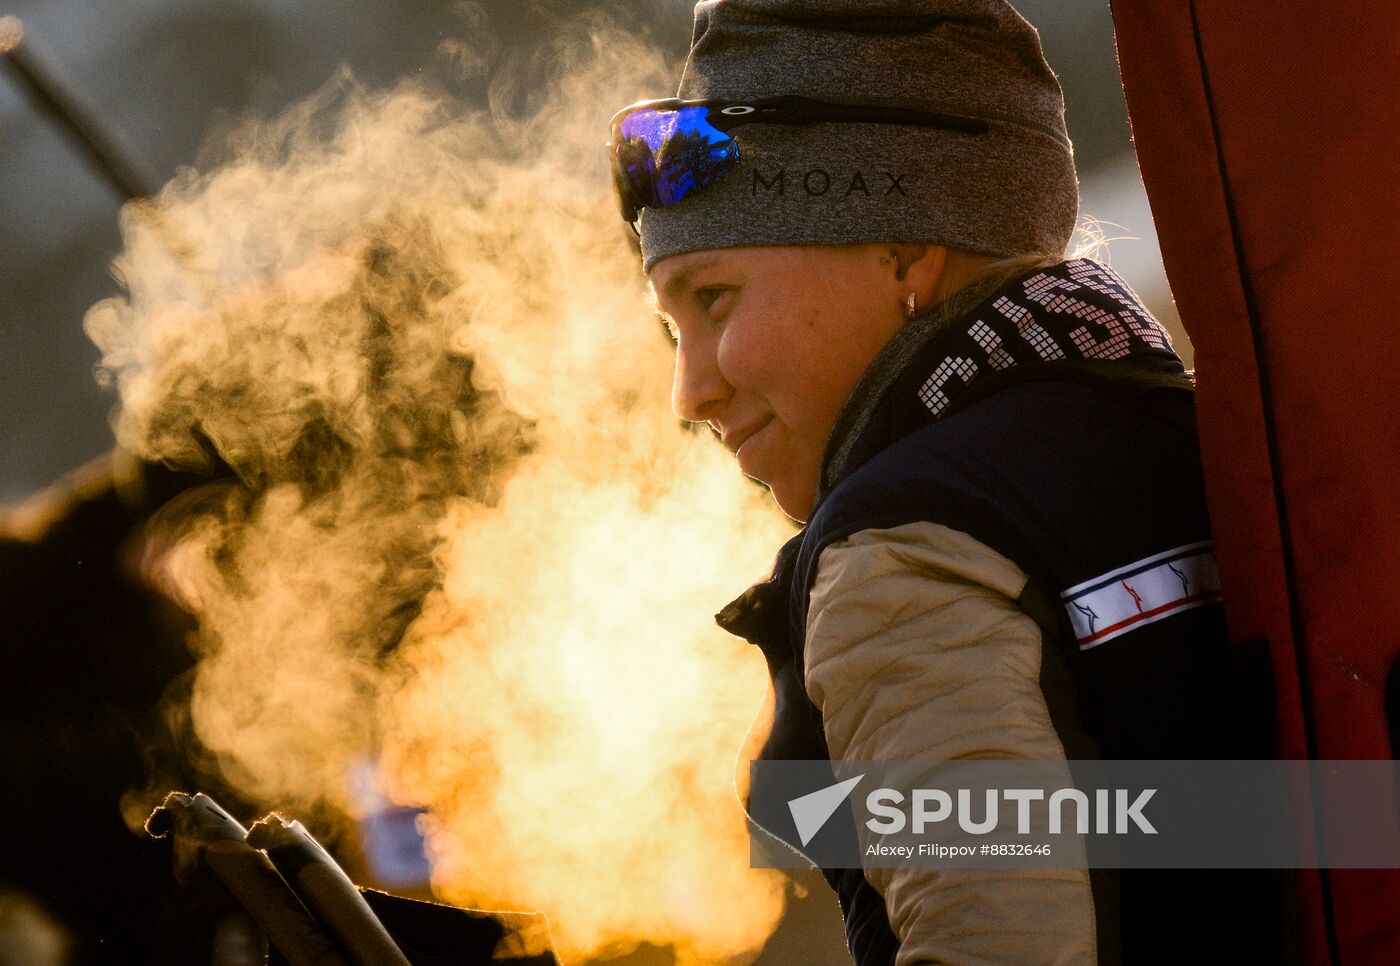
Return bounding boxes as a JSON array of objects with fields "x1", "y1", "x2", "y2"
[{"x1": 607, "y1": 95, "x2": 991, "y2": 230}]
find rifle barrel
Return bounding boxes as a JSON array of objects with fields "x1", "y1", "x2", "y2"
[{"x1": 0, "y1": 16, "x2": 159, "y2": 200}]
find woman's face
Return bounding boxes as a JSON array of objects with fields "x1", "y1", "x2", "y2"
[{"x1": 648, "y1": 244, "x2": 919, "y2": 522}]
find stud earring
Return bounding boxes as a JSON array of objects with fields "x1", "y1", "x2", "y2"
[{"x1": 905, "y1": 292, "x2": 917, "y2": 320}]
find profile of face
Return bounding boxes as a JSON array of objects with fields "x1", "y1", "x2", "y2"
[{"x1": 649, "y1": 243, "x2": 947, "y2": 522}]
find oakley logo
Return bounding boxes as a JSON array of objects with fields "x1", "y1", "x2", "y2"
[{"x1": 752, "y1": 168, "x2": 910, "y2": 199}]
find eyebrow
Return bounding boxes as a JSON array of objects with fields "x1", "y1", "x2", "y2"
[{"x1": 660, "y1": 256, "x2": 722, "y2": 303}]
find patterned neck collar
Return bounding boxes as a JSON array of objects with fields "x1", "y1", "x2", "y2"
[{"x1": 820, "y1": 258, "x2": 1186, "y2": 494}]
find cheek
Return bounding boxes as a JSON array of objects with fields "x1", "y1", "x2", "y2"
[
  {"x1": 712, "y1": 283, "x2": 880, "y2": 433},
  {"x1": 713, "y1": 313, "x2": 784, "y2": 395},
  {"x1": 728, "y1": 337, "x2": 840, "y2": 436}
]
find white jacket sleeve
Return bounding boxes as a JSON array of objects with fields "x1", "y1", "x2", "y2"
[{"x1": 804, "y1": 521, "x2": 1097, "y2": 966}]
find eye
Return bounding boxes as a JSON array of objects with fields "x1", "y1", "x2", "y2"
[{"x1": 695, "y1": 286, "x2": 731, "y2": 313}]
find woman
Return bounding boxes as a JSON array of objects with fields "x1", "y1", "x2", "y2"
[{"x1": 609, "y1": 1, "x2": 1280, "y2": 963}]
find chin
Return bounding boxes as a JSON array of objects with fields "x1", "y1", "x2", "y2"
[{"x1": 766, "y1": 480, "x2": 815, "y2": 525}]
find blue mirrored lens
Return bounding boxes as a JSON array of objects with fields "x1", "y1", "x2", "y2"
[{"x1": 617, "y1": 106, "x2": 739, "y2": 208}]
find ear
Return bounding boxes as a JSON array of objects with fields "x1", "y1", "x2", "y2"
[{"x1": 888, "y1": 243, "x2": 948, "y2": 313}]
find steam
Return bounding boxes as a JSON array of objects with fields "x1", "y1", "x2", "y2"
[{"x1": 86, "y1": 21, "x2": 793, "y2": 965}]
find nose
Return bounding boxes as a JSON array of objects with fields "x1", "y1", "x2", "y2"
[{"x1": 670, "y1": 329, "x2": 730, "y2": 424}]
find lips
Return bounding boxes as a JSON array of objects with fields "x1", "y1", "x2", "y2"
[{"x1": 720, "y1": 417, "x2": 772, "y2": 456}]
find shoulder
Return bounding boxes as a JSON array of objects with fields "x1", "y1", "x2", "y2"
[
  {"x1": 819, "y1": 377, "x2": 1192, "y2": 533},
  {"x1": 800, "y1": 375, "x2": 1211, "y2": 601}
]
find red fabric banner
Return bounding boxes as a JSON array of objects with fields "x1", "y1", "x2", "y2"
[{"x1": 1111, "y1": 3, "x2": 1400, "y2": 962}]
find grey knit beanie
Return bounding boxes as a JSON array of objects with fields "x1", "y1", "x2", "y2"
[{"x1": 638, "y1": 0, "x2": 1078, "y2": 272}]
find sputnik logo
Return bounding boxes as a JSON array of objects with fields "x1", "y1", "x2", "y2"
[{"x1": 788, "y1": 775, "x2": 864, "y2": 846}]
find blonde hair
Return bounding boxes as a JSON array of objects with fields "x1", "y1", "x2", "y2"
[
  {"x1": 924, "y1": 219, "x2": 1108, "y2": 328},
  {"x1": 921, "y1": 250, "x2": 1064, "y2": 331}
]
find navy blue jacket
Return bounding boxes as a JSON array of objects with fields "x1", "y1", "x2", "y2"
[{"x1": 719, "y1": 359, "x2": 1288, "y2": 964}]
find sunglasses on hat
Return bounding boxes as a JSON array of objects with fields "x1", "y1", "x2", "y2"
[{"x1": 607, "y1": 95, "x2": 989, "y2": 233}]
